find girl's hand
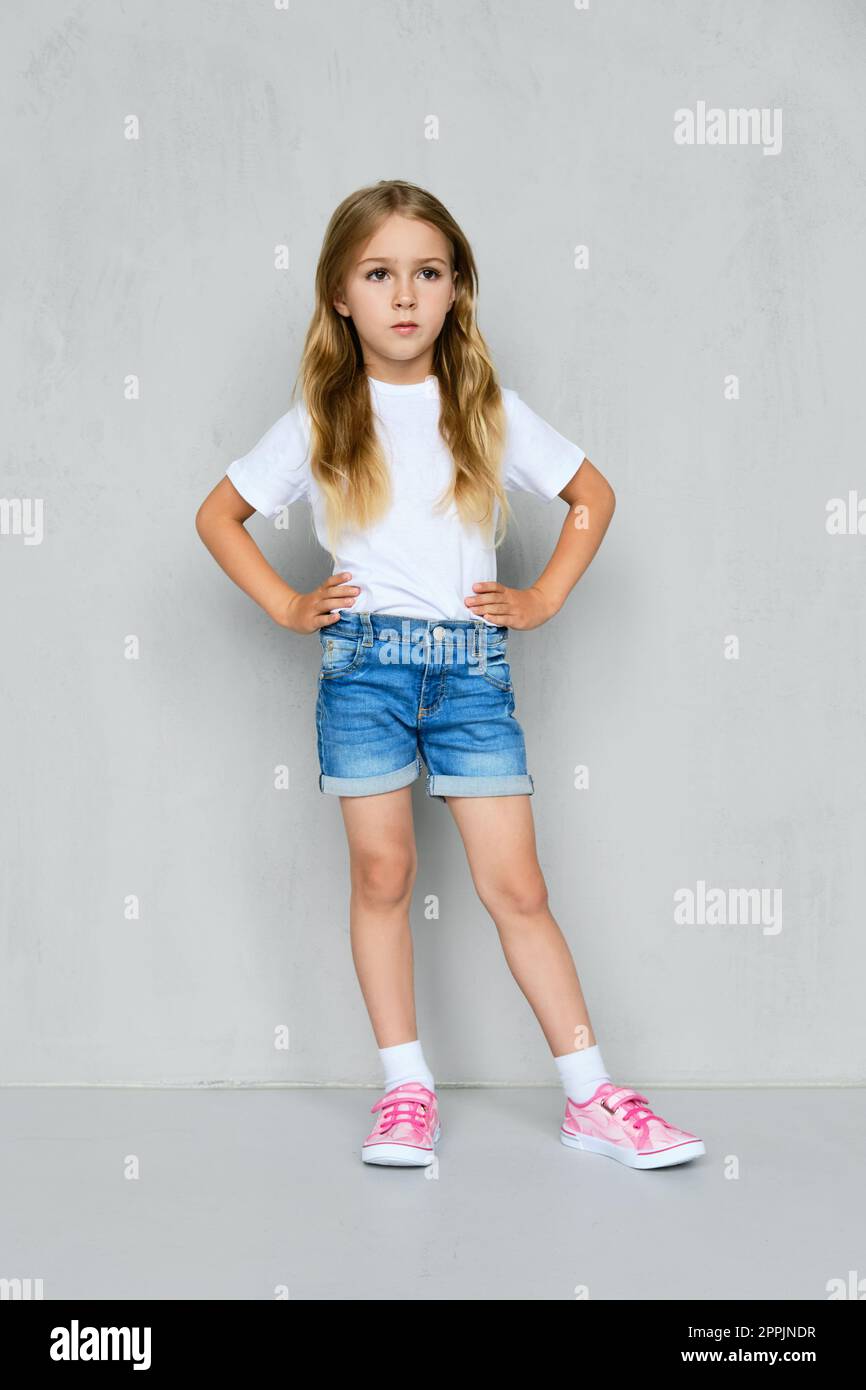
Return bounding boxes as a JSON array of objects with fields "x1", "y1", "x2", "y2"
[
  {"x1": 280, "y1": 573, "x2": 360, "y2": 633},
  {"x1": 464, "y1": 581, "x2": 557, "y2": 630}
]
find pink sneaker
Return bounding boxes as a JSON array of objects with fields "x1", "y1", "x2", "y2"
[
  {"x1": 560, "y1": 1082, "x2": 705, "y2": 1169},
  {"x1": 362, "y1": 1081, "x2": 441, "y2": 1167}
]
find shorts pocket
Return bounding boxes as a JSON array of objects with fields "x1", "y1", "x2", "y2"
[
  {"x1": 476, "y1": 638, "x2": 512, "y2": 691},
  {"x1": 319, "y1": 630, "x2": 364, "y2": 677}
]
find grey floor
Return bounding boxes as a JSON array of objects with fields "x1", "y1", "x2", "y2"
[{"x1": 1, "y1": 1085, "x2": 862, "y2": 1300}]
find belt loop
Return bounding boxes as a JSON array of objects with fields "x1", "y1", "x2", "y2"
[{"x1": 361, "y1": 611, "x2": 373, "y2": 647}]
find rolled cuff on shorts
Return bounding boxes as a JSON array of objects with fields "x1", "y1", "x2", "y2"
[
  {"x1": 425, "y1": 772, "x2": 535, "y2": 801},
  {"x1": 318, "y1": 757, "x2": 421, "y2": 797}
]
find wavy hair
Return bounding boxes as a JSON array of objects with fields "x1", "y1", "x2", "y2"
[{"x1": 289, "y1": 179, "x2": 512, "y2": 559}]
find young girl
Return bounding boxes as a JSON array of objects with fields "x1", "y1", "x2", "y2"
[{"x1": 196, "y1": 179, "x2": 705, "y2": 1172}]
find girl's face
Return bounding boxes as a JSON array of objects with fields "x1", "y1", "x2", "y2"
[{"x1": 333, "y1": 213, "x2": 457, "y2": 379}]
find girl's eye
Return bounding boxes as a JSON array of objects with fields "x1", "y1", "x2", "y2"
[{"x1": 365, "y1": 267, "x2": 442, "y2": 282}]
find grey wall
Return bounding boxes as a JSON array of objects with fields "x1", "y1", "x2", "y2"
[{"x1": 3, "y1": 0, "x2": 863, "y2": 1086}]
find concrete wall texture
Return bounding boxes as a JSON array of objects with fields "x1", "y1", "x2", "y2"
[{"x1": 2, "y1": 1, "x2": 864, "y2": 1086}]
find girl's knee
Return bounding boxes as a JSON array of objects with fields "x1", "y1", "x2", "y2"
[
  {"x1": 352, "y1": 847, "x2": 417, "y2": 909},
  {"x1": 477, "y1": 869, "x2": 549, "y2": 920}
]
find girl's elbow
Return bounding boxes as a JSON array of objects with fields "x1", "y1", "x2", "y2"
[{"x1": 594, "y1": 475, "x2": 615, "y2": 515}]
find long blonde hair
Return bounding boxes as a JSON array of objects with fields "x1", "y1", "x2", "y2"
[{"x1": 290, "y1": 180, "x2": 512, "y2": 559}]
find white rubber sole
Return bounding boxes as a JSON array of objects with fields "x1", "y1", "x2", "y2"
[
  {"x1": 362, "y1": 1123, "x2": 441, "y2": 1167},
  {"x1": 560, "y1": 1128, "x2": 705, "y2": 1169}
]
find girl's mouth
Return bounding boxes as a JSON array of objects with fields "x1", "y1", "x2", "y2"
[{"x1": 391, "y1": 324, "x2": 418, "y2": 334}]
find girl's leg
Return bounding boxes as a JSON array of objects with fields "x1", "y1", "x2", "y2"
[
  {"x1": 338, "y1": 785, "x2": 420, "y2": 1048},
  {"x1": 444, "y1": 793, "x2": 596, "y2": 1056},
  {"x1": 443, "y1": 795, "x2": 707, "y2": 1166}
]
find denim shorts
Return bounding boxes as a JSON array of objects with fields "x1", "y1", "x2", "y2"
[{"x1": 315, "y1": 611, "x2": 535, "y2": 801}]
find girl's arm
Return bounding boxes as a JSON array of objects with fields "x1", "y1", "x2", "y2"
[
  {"x1": 466, "y1": 457, "x2": 615, "y2": 629},
  {"x1": 195, "y1": 477, "x2": 357, "y2": 633},
  {"x1": 532, "y1": 457, "x2": 616, "y2": 616}
]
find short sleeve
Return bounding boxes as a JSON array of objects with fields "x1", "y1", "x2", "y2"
[
  {"x1": 225, "y1": 401, "x2": 310, "y2": 518},
  {"x1": 501, "y1": 388, "x2": 586, "y2": 502}
]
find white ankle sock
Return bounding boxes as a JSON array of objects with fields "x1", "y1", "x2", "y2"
[
  {"x1": 554, "y1": 1043, "x2": 611, "y2": 1104},
  {"x1": 378, "y1": 1039, "x2": 435, "y2": 1094}
]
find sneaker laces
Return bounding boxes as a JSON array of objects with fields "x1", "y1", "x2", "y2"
[
  {"x1": 604, "y1": 1089, "x2": 661, "y2": 1135},
  {"x1": 371, "y1": 1092, "x2": 430, "y2": 1138}
]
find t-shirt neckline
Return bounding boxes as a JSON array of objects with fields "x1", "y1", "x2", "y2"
[{"x1": 367, "y1": 374, "x2": 438, "y2": 396}]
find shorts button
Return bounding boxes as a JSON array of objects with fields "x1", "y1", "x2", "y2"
[{"x1": 432, "y1": 625, "x2": 446, "y2": 640}]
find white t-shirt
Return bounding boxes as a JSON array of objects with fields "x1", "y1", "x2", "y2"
[{"x1": 225, "y1": 375, "x2": 585, "y2": 627}]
